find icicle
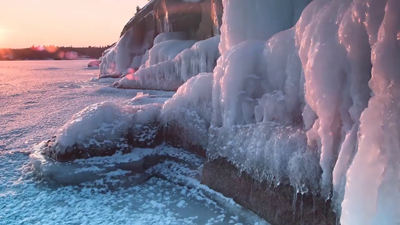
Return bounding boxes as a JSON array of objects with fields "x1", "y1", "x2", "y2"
[
  {"x1": 341, "y1": 0, "x2": 400, "y2": 224},
  {"x1": 292, "y1": 191, "x2": 298, "y2": 222},
  {"x1": 300, "y1": 193, "x2": 304, "y2": 223}
]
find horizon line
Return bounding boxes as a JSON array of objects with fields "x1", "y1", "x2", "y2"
[{"x1": 0, "y1": 45, "x2": 113, "y2": 50}]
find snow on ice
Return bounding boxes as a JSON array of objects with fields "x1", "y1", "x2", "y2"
[
  {"x1": 4, "y1": 0, "x2": 400, "y2": 224},
  {"x1": 1, "y1": 61, "x2": 265, "y2": 225}
]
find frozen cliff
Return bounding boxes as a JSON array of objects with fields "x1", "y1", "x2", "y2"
[
  {"x1": 55, "y1": 0, "x2": 400, "y2": 224},
  {"x1": 99, "y1": 0, "x2": 222, "y2": 90}
]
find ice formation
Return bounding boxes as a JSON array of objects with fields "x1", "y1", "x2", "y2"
[
  {"x1": 340, "y1": 0, "x2": 400, "y2": 224},
  {"x1": 153, "y1": 32, "x2": 189, "y2": 45},
  {"x1": 124, "y1": 92, "x2": 173, "y2": 106},
  {"x1": 58, "y1": 0, "x2": 400, "y2": 223},
  {"x1": 55, "y1": 102, "x2": 133, "y2": 154},
  {"x1": 211, "y1": 0, "x2": 400, "y2": 223},
  {"x1": 53, "y1": 101, "x2": 163, "y2": 158},
  {"x1": 218, "y1": 0, "x2": 311, "y2": 55},
  {"x1": 99, "y1": 46, "x2": 117, "y2": 77},
  {"x1": 161, "y1": 73, "x2": 213, "y2": 147},
  {"x1": 115, "y1": 35, "x2": 220, "y2": 91},
  {"x1": 100, "y1": 26, "x2": 154, "y2": 78}
]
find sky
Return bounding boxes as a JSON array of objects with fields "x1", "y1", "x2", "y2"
[{"x1": 0, "y1": 0, "x2": 149, "y2": 48}]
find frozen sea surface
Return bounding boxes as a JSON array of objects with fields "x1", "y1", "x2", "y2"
[{"x1": 0, "y1": 61, "x2": 266, "y2": 225}]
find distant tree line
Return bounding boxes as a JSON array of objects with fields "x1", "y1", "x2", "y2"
[
  {"x1": 0, "y1": 45, "x2": 112, "y2": 60},
  {"x1": 136, "y1": 6, "x2": 141, "y2": 15}
]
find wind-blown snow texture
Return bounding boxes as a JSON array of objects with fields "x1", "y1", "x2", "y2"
[{"x1": 211, "y1": 0, "x2": 400, "y2": 224}]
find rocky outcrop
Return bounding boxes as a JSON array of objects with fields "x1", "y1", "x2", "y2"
[
  {"x1": 121, "y1": 0, "x2": 222, "y2": 41},
  {"x1": 202, "y1": 158, "x2": 337, "y2": 225},
  {"x1": 154, "y1": 0, "x2": 202, "y2": 35},
  {"x1": 163, "y1": 123, "x2": 207, "y2": 158},
  {"x1": 100, "y1": 0, "x2": 222, "y2": 79},
  {"x1": 211, "y1": 0, "x2": 223, "y2": 35},
  {"x1": 120, "y1": 1, "x2": 157, "y2": 37}
]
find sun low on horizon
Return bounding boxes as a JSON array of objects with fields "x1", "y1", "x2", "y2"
[{"x1": 0, "y1": 0, "x2": 149, "y2": 48}]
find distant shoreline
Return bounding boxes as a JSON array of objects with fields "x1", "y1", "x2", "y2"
[
  {"x1": 0, "y1": 46, "x2": 110, "y2": 61},
  {"x1": 0, "y1": 58, "x2": 98, "y2": 61}
]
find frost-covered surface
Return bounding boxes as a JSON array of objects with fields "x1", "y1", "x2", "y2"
[
  {"x1": 0, "y1": 60, "x2": 148, "y2": 151},
  {"x1": 54, "y1": 102, "x2": 133, "y2": 154},
  {"x1": 0, "y1": 61, "x2": 266, "y2": 224},
  {"x1": 161, "y1": 73, "x2": 213, "y2": 148},
  {"x1": 3, "y1": 145, "x2": 265, "y2": 225},
  {"x1": 210, "y1": 0, "x2": 400, "y2": 223},
  {"x1": 30, "y1": 144, "x2": 192, "y2": 185},
  {"x1": 48, "y1": 89, "x2": 173, "y2": 159},
  {"x1": 208, "y1": 123, "x2": 321, "y2": 193},
  {"x1": 115, "y1": 36, "x2": 220, "y2": 91}
]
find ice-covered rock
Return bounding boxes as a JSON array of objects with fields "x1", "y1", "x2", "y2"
[
  {"x1": 213, "y1": 28, "x2": 303, "y2": 127},
  {"x1": 161, "y1": 73, "x2": 213, "y2": 150},
  {"x1": 88, "y1": 60, "x2": 101, "y2": 68},
  {"x1": 100, "y1": 26, "x2": 154, "y2": 78},
  {"x1": 99, "y1": 45, "x2": 118, "y2": 78},
  {"x1": 124, "y1": 92, "x2": 173, "y2": 106},
  {"x1": 218, "y1": 0, "x2": 311, "y2": 55},
  {"x1": 41, "y1": 102, "x2": 164, "y2": 161},
  {"x1": 146, "y1": 39, "x2": 197, "y2": 67},
  {"x1": 208, "y1": 123, "x2": 321, "y2": 192},
  {"x1": 210, "y1": 0, "x2": 400, "y2": 223},
  {"x1": 56, "y1": 102, "x2": 133, "y2": 152},
  {"x1": 45, "y1": 0, "x2": 400, "y2": 223},
  {"x1": 115, "y1": 36, "x2": 220, "y2": 91},
  {"x1": 153, "y1": 32, "x2": 189, "y2": 45}
]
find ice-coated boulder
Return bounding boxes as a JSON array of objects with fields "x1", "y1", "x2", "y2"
[{"x1": 41, "y1": 102, "x2": 164, "y2": 161}]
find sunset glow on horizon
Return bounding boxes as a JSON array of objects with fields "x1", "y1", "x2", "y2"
[{"x1": 0, "y1": 0, "x2": 148, "y2": 49}]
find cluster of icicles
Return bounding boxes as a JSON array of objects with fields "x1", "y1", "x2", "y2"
[
  {"x1": 100, "y1": 30, "x2": 220, "y2": 91},
  {"x1": 212, "y1": 0, "x2": 400, "y2": 224}
]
